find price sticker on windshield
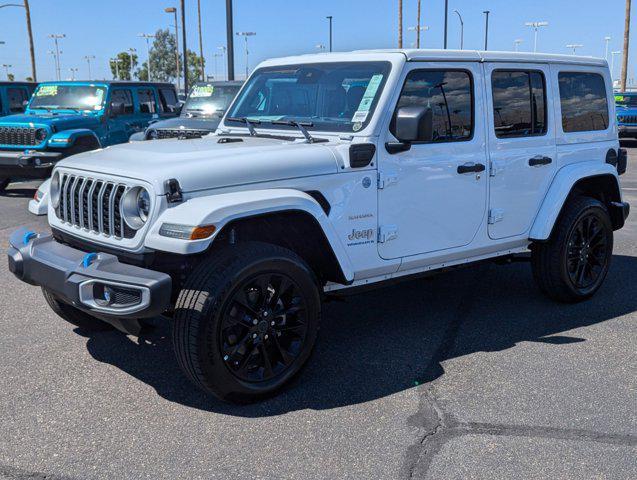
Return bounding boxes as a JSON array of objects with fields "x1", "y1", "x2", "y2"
[
  {"x1": 36, "y1": 85, "x2": 58, "y2": 97},
  {"x1": 351, "y1": 74, "x2": 384, "y2": 124},
  {"x1": 191, "y1": 85, "x2": 214, "y2": 98}
]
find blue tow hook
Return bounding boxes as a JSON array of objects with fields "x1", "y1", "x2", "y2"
[
  {"x1": 22, "y1": 231, "x2": 37, "y2": 245},
  {"x1": 82, "y1": 253, "x2": 98, "y2": 268}
]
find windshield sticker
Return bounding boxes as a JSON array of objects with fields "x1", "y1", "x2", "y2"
[
  {"x1": 36, "y1": 85, "x2": 58, "y2": 97},
  {"x1": 352, "y1": 121, "x2": 363, "y2": 132},
  {"x1": 615, "y1": 95, "x2": 625, "y2": 103},
  {"x1": 191, "y1": 85, "x2": 214, "y2": 98},
  {"x1": 351, "y1": 74, "x2": 384, "y2": 123}
]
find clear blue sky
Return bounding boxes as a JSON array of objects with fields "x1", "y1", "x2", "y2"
[{"x1": 0, "y1": 0, "x2": 634, "y2": 82}]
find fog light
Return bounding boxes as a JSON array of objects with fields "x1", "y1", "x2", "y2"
[{"x1": 93, "y1": 284, "x2": 114, "y2": 307}]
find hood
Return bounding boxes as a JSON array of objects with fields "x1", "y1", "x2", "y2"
[
  {"x1": 0, "y1": 112, "x2": 101, "y2": 130},
  {"x1": 57, "y1": 135, "x2": 341, "y2": 194},
  {"x1": 616, "y1": 105, "x2": 637, "y2": 115},
  {"x1": 149, "y1": 115, "x2": 221, "y2": 131}
]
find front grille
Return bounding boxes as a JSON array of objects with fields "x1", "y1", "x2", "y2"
[
  {"x1": 0, "y1": 126, "x2": 39, "y2": 146},
  {"x1": 618, "y1": 115, "x2": 637, "y2": 125},
  {"x1": 155, "y1": 128, "x2": 210, "y2": 139},
  {"x1": 56, "y1": 174, "x2": 136, "y2": 239}
]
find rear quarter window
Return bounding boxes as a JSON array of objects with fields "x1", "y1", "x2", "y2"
[{"x1": 558, "y1": 72, "x2": 609, "y2": 133}]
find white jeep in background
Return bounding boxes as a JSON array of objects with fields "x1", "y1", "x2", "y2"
[{"x1": 8, "y1": 50, "x2": 629, "y2": 403}]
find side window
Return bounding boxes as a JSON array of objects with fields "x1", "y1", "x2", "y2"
[
  {"x1": 8, "y1": 88, "x2": 29, "y2": 113},
  {"x1": 159, "y1": 88, "x2": 178, "y2": 113},
  {"x1": 138, "y1": 89, "x2": 157, "y2": 114},
  {"x1": 110, "y1": 89, "x2": 133, "y2": 115},
  {"x1": 558, "y1": 72, "x2": 609, "y2": 133},
  {"x1": 392, "y1": 69, "x2": 473, "y2": 143},
  {"x1": 491, "y1": 70, "x2": 547, "y2": 138}
]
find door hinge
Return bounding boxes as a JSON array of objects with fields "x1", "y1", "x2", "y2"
[
  {"x1": 378, "y1": 225, "x2": 398, "y2": 243},
  {"x1": 488, "y1": 209, "x2": 504, "y2": 224},
  {"x1": 377, "y1": 171, "x2": 398, "y2": 189},
  {"x1": 490, "y1": 161, "x2": 503, "y2": 177}
]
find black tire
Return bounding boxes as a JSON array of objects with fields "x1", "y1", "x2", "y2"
[
  {"x1": 42, "y1": 288, "x2": 113, "y2": 331},
  {"x1": 532, "y1": 196, "x2": 613, "y2": 303},
  {"x1": 172, "y1": 242, "x2": 321, "y2": 403},
  {"x1": 0, "y1": 177, "x2": 10, "y2": 193}
]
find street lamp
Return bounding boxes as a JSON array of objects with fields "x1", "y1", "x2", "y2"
[
  {"x1": 48, "y1": 33, "x2": 65, "y2": 81},
  {"x1": 83, "y1": 55, "x2": 95, "y2": 80},
  {"x1": 604, "y1": 36, "x2": 611, "y2": 60},
  {"x1": 218, "y1": 46, "x2": 227, "y2": 81},
  {"x1": 128, "y1": 47, "x2": 137, "y2": 71},
  {"x1": 2, "y1": 64, "x2": 12, "y2": 80},
  {"x1": 566, "y1": 44, "x2": 584, "y2": 55},
  {"x1": 212, "y1": 52, "x2": 223, "y2": 79},
  {"x1": 138, "y1": 33, "x2": 156, "y2": 81},
  {"x1": 525, "y1": 21, "x2": 548, "y2": 53},
  {"x1": 611, "y1": 51, "x2": 622, "y2": 80},
  {"x1": 165, "y1": 7, "x2": 181, "y2": 93},
  {"x1": 453, "y1": 10, "x2": 464, "y2": 50},
  {"x1": 236, "y1": 31, "x2": 256, "y2": 79},
  {"x1": 514, "y1": 39, "x2": 523, "y2": 52},
  {"x1": 326, "y1": 16, "x2": 333, "y2": 52},
  {"x1": 408, "y1": 26, "x2": 429, "y2": 48},
  {"x1": 68, "y1": 67, "x2": 78, "y2": 81},
  {"x1": 110, "y1": 58, "x2": 121, "y2": 79},
  {"x1": 0, "y1": 1, "x2": 36, "y2": 81}
]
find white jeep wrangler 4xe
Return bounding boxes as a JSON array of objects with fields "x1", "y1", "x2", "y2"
[{"x1": 7, "y1": 50, "x2": 629, "y2": 403}]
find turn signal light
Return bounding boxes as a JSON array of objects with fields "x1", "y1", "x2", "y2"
[{"x1": 159, "y1": 223, "x2": 216, "y2": 240}]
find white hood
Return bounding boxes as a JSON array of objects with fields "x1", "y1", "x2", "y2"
[{"x1": 57, "y1": 134, "x2": 341, "y2": 194}]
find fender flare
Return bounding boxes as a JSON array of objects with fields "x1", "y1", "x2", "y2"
[
  {"x1": 529, "y1": 162, "x2": 621, "y2": 241},
  {"x1": 48, "y1": 129, "x2": 101, "y2": 149},
  {"x1": 144, "y1": 188, "x2": 355, "y2": 282}
]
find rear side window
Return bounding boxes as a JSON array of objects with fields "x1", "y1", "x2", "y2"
[
  {"x1": 8, "y1": 87, "x2": 29, "y2": 113},
  {"x1": 558, "y1": 72, "x2": 609, "y2": 132},
  {"x1": 392, "y1": 69, "x2": 474, "y2": 143},
  {"x1": 138, "y1": 89, "x2": 157, "y2": 114},
  {"x1": 111, "y1": 89, "x2": 134, "y2": 114},
  {"x1": 159, "y1": 88, "x2": 179, "y2": 113},
  {"x1": 491, "y1": 70, "x2": 547, "y2": 138}
]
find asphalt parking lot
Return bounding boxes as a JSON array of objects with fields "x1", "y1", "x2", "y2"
[{"x1": 0, "y1": 151, "x2": 636, "y2": 480}]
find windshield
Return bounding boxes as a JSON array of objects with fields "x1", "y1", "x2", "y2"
[
  {"x1": 184, "y1": 84, "x2": 242, "y2": 117},
  {"x1": 226, "y1": 61, "x2": 391, "y2": 133},
  {"x1": 615, "y1": 94, "x2": 637, "y2": 107},
  {"x1": 29, "y1": 85, "x2": 106, "y2": 112}
]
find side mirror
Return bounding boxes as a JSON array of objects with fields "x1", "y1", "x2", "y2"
[
  {"x1": 22, "y1": 100, "x2": 29, "y2": 107},
  {"x1": 110, "y1": 102, "x2": 125, "y2": 117},
  {"x1": 394, "y1": 106, "x2": 433, "y2": 143}
]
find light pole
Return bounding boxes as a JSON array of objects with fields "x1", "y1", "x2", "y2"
[
  {"x1": 110, "y1": 58, "x2": 120, "y2": 79},
  {"x1": 165, "y1": 7, "x2": 181, "y2": 92},
  {"x1": 2, "y1": 64, "x2": 12, "y2": 80},
  {"x1": 514, "y1": 39, "x2": 523, "y2": 52},
  {"x1": 611, "y1": 51, "x2": 622, "y2": 80},
  {"x1": 218, "y1": 46, "x2": 227, "y2": 81},
  {"x1": 525, "y1": 21, "x2": 549, "y2": 53},
  {"x1": 180, "y1": 0, "x2": 188, "y2": 94},
  {"x1": 326, "y1": 16, "x2": 333, "y2": 52},
  {"x1": 225, "y1": 0, "x2": 235, "y2": 81},
  {"x1": 444, "y1": 0, "x2": 449, "y2": 49},
  {"x1": 48, "y1": 34, "x2": 65, "y2": 81},
  {"x1": 236, "y1": 31, "x2": 256, "y2": 79},
  {"x1": 196, "y1": 0, "x2": 205, "y2": 81},
  {"x1": 128, "y1": 47, "x2": 137, "y2": 73},
  {"x1": 212, "y1": 52, "x2": 223, "y2": 79},
  {"x1": 84, "y1": 55, "x2": 95, "y2": 80},
  {"x1": 408, "y1": 26, "x2": 429, "y2": 48},
  {"x1": 566, "y1": 44, "x2": 584, "y2": 55},
  {"x1": 138, "y1": 33, "x2": 155, "y2": 81},
  {"x1": 0, "y1": 1, "x2": 37, "y2": 81},
  {"x1": 483, "y1": 11, "x2": 490, "y2": 51},
  {"x1": 453, "y1": 10, "x2": 464, "y2": 50},
  {"x1": 604, "y1": 36, "x2": 611, "y2": 60},
  {"x1": 68, "y1": 67, "x2": 78, "y2": 81}
]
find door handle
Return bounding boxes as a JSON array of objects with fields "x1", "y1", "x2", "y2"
[
  {"x1": 457, "y1": 162, "x2": 486, "y2": 174},
  {"x1": 529, "y1": 156, "x2": 553, "y2": 167}
]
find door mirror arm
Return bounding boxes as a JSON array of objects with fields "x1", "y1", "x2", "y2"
[{"x1": 385, "y1": 141, "x2": 412, "y2": 154}]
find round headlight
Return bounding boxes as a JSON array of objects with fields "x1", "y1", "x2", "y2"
[
  {"x1": 146, "y1": 129, "x2": 158, "y2": 140},
  {"x1": 122, "y1": 187, "x2": 151, "y2": 230},
  {"x1": 50, "y1": 171, "x2": 61, "y2": 208},
  {"x1": 35, "y1": 128, "x2": 48, "y2": 142}
]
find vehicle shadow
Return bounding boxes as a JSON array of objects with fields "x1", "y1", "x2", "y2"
[
  {"x1": 0, "y1": 187, "x2": 37, "y2": 199},
  {"x1": 78, "y1": 254, "x2": 637, "y2": 417}
]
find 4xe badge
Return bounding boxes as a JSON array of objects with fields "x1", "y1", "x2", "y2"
[{"x1": 347, "y1": 228, "x2": 375, "y2": 246}]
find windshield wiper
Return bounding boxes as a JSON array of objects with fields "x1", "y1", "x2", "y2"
[
  {"x1": 226, "y1": 116, "x2": 261, "y2": 136},
  {"x1": 271, "y1": 120, "x2": 316, "y2": 143}
]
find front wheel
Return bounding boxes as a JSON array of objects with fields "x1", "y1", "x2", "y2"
[
  {"x1": 532, "y1": 196, "x2": 613, "y2": 303},
  {"x1": 0, "y1": 177, "x2": 10, "y2": 193},
  {"x1": 172, "y1": 242, "x2": 321, "y2": 403}
]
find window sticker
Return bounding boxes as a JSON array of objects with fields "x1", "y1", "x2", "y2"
[
  {"x1": 351, "y1": 74, "x2": 384, "y2": 123},
  {"x1": 191, "y1": 85, "x2": 214, "y2": 98},
  {"x1": 36, "y1": 85, "x2": 58, "y2": 97},
  {"x1": 615, "y1": 95, "x2": 625, "y2": 103}
]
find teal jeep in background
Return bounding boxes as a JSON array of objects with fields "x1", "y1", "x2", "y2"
[{"x1": 0, "y1": 81, "x2": 179, "y2": 192}]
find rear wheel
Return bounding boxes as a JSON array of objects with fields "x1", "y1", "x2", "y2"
[
  {"x1": 172, "y1": 242, "x2": 321, "y2": 403},
  {"x1": 532, "y1": 196, "x2": 613, "y2": 302},
  {"x1": 0, "y1": 177, "x2": 10, "y2": 193},
  {"x1": 42, "y1": 288, "x2": 113, "y2": 331}
]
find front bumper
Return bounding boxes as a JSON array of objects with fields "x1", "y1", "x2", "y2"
[
  {"x1": 0, "y1": 150, "x2": 63, "y2": 177},
  {"x1": 7, "y1": 228, "x2": 172, "y2": 319},
  {"x1": 618, "y1": 125, "x2": 637, "y2": 137}
]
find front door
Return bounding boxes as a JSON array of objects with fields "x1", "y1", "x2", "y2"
[
  {"x1": 107, "y1": 88, "x2": 136, "y2": 145},
  {"x1": 377, "y1": 62, "x2": 488, "y2": 260},
  {"x1": 485, "y1": 63, "x2": 557, "y2": 239}
]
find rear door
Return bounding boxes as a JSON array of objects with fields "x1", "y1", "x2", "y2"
[{"x1": 485, "y1": 63, "x2": 557, "y2": 239}]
